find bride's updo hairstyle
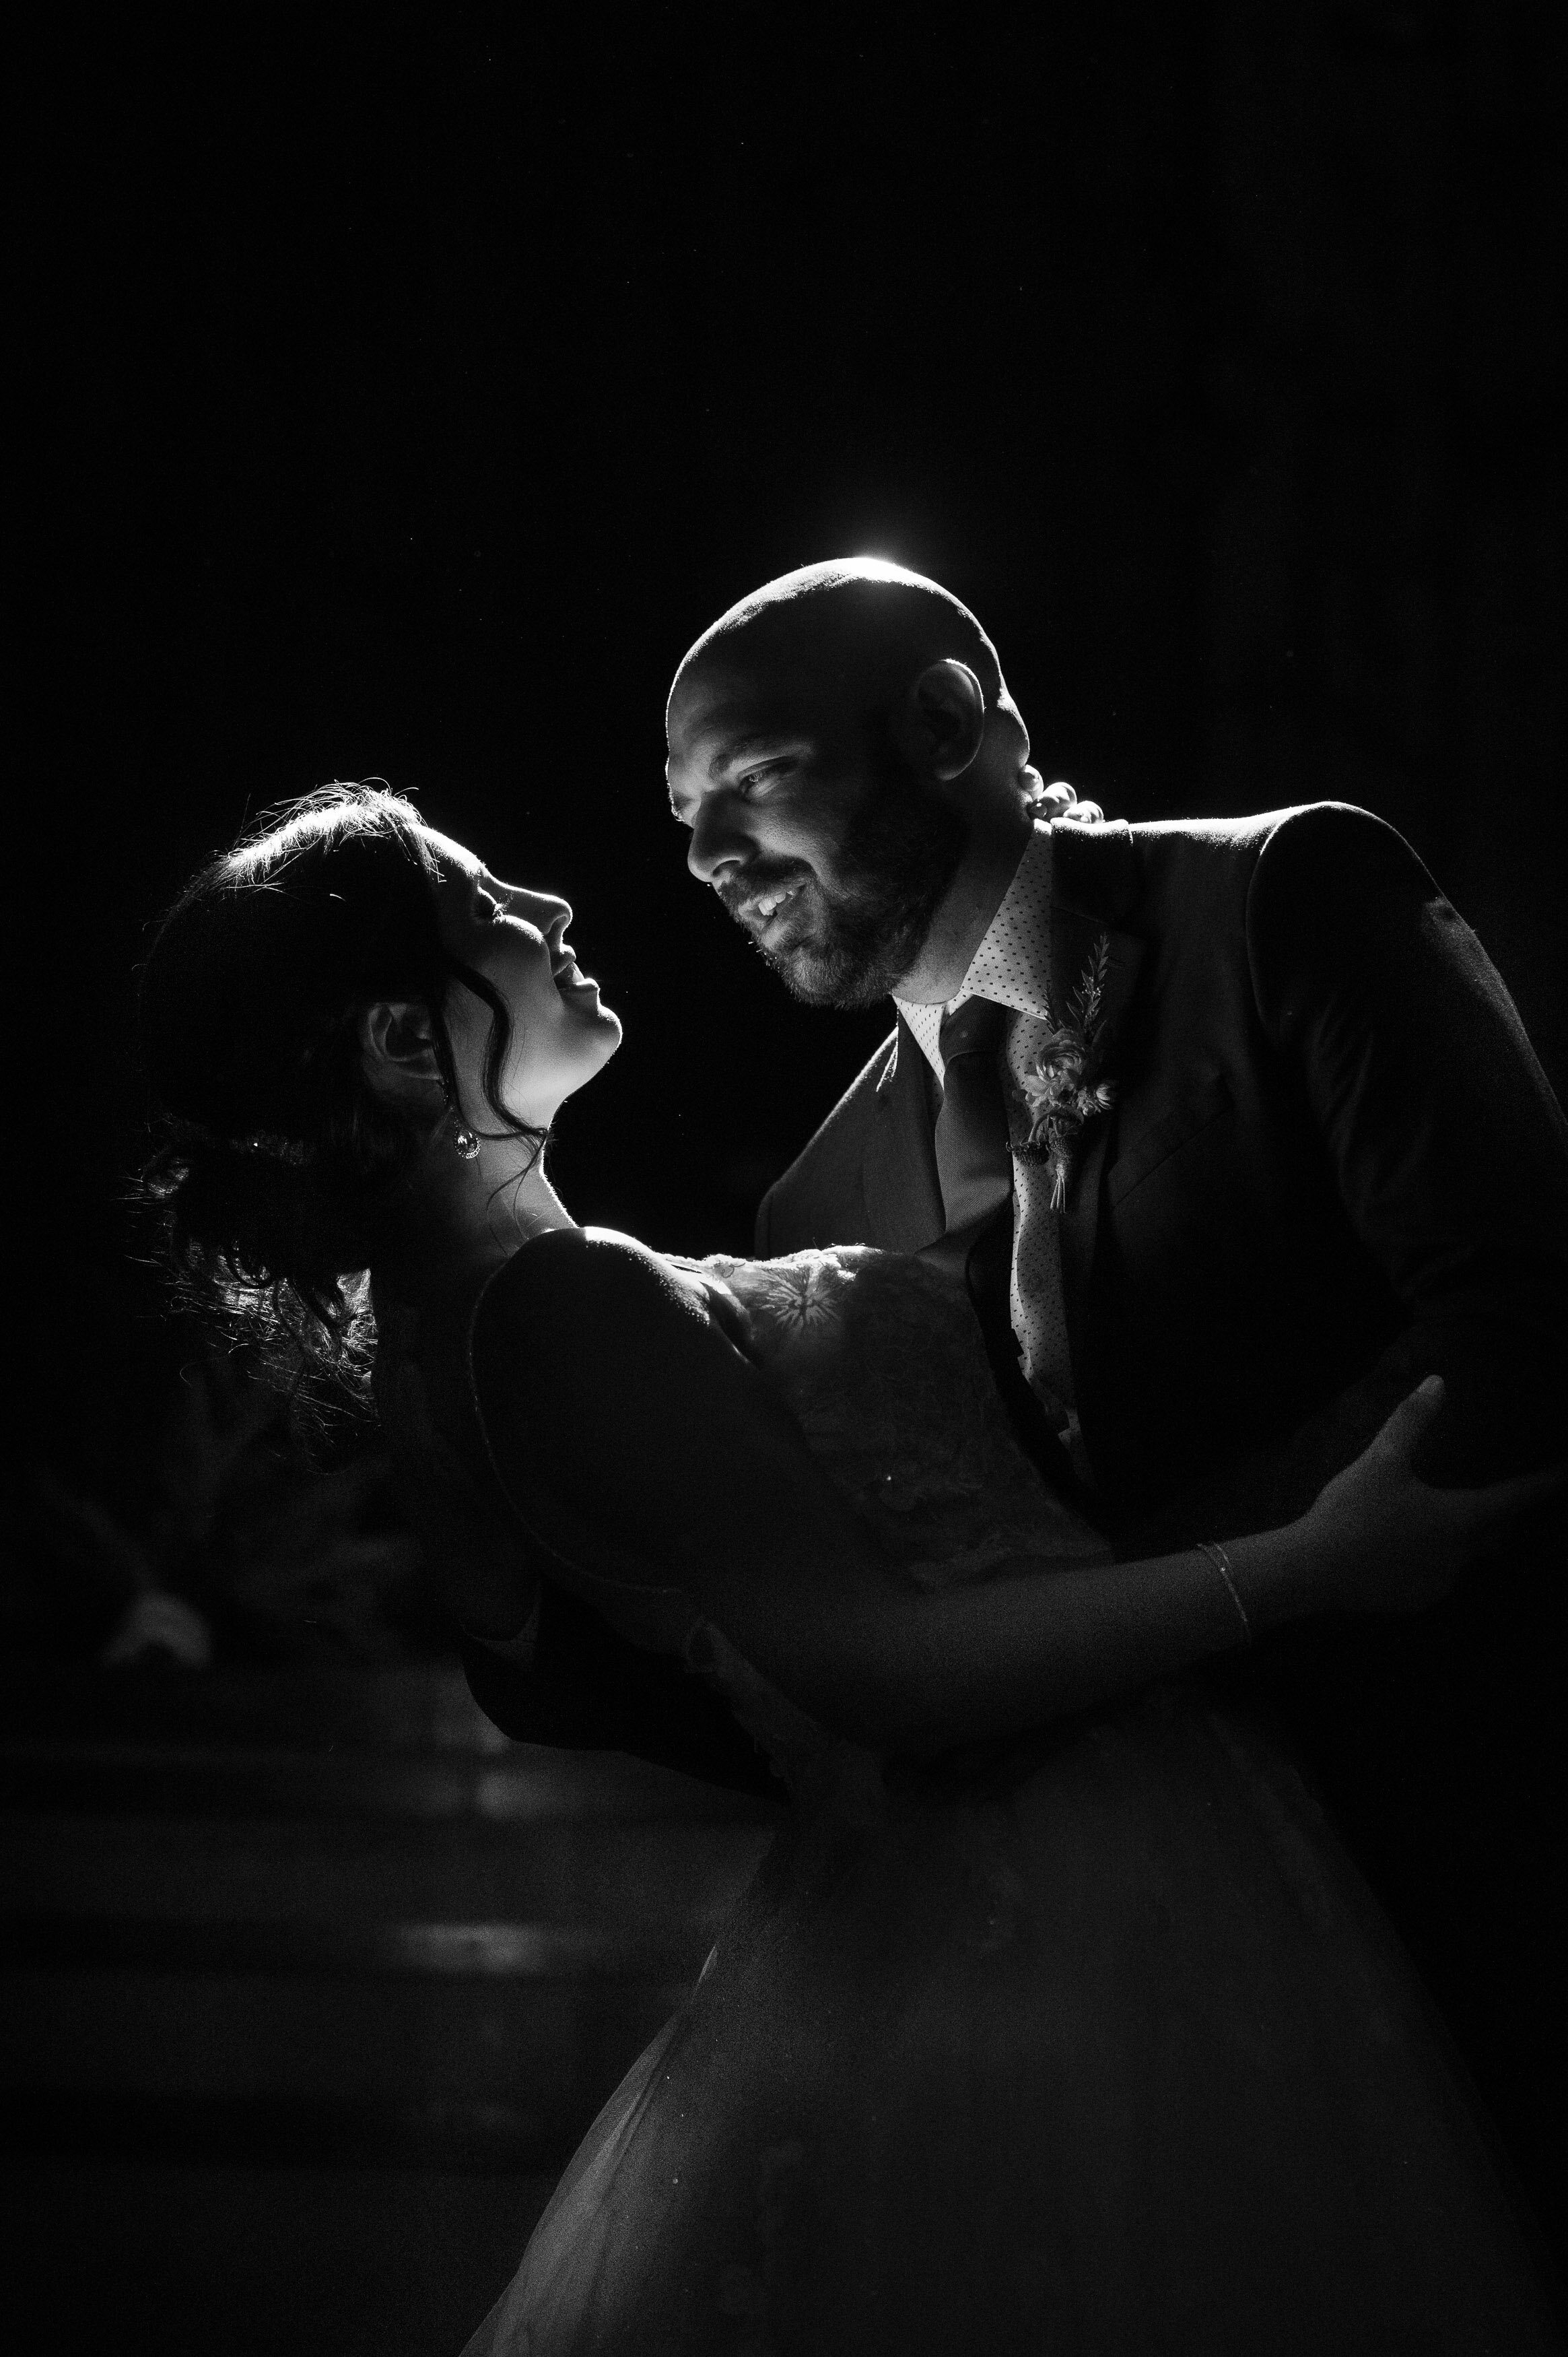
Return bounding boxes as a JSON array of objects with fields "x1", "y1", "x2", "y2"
[{"x1": 139, "y1": 783, "x2": 536, "y2": 1407}]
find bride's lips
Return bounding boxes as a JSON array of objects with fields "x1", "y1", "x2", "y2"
[{"x1": 551, "y1": 943, "x2": 599, "y2": 994}]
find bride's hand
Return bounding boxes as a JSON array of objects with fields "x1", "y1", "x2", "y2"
[{"x1": 1297, "y1": 1376, "x2": 1567, "y2": 1616}]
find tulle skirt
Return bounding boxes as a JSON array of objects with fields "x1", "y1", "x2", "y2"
[{"x1": 461, "y1": 1686, "x2": 1562, "y2": 2356}]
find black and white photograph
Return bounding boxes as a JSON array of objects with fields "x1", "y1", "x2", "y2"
[{"x1": 9, "y1": 8, "x2": 1567, "y2": 2352}]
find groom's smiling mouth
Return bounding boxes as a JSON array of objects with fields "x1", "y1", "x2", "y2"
[{"x1": 724, "y1": 873, "x2": 809, "y2": 939}]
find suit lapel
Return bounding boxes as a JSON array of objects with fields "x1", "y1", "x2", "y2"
[
  {"x1": 861, "y1": 826, "x2": 1149, "y2": 1275},
  {"x1": 1049, "y1": 821, "x2": 1149, "y2": 1329},
  {"x1": 866, "y1": 1014, "x2": 945, "y2": 1253}
]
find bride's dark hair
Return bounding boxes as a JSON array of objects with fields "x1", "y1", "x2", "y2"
[{"x1": 139, "y1": 783, "x2": 539, "y2": 1414}]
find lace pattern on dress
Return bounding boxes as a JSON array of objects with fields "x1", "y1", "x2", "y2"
[{"x1": 679, "y1": 1248, "x2": 1107, "y2": 1588}]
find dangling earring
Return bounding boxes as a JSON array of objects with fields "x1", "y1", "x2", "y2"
[{"x1": 442, "y1": 1080, "x2": 480, "y2": 1160}]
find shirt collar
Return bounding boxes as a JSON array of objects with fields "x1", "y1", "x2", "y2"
[{"x1": 895, "y1": 820, "x2": 1055, "y2": 1080}]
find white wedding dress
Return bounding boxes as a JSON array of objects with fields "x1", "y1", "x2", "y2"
[{"x1": 375, "y1": 1241, "x2": 1564, "y2": 2356}]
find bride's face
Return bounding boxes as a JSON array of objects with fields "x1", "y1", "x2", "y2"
[{"x1": 423, "y1": 828, "x2": 621, "y2": 1127}]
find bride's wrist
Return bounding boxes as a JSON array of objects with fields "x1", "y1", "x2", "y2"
[{"x1": 1223, "y1": 1523, "x2": 1322, "y2": 1634}]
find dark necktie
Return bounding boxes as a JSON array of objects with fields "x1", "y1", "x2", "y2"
[
  {"x1": 928, "y1": 998, "x2": 1097, "y2": 1513},
  {"x1": 933, "y1": 995, "x2": 1013, "y2": 1236}
]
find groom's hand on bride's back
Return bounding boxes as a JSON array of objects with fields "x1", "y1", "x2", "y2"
[{"x1": 1300, "y1": 1376, "x2": 1568, "y2": 1617}]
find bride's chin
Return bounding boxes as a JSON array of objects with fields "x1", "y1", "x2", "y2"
[{"x1": 578, "y1": 1012, "x2": 623, "y2": 1078}]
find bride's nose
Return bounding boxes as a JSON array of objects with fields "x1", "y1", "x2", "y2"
[{"x1": 517, "y1": 890, "x2": 572, "y2": 939}]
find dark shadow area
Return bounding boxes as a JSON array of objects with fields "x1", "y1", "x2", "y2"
[
  {"x1": 9, "y1": 3, "x2": 1564, "y2": 2348},
  {"x1": 0, "y1": 1659, "x2": 776, "y2": 2354}
]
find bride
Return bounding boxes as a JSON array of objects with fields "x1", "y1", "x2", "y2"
[{"x1": 139, "y1": 784, "x2": 1563, "y2": 2354}]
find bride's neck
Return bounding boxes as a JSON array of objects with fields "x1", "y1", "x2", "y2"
[{"x1": 367, "y1": 1135, "x2": 577, "y2": 1310}]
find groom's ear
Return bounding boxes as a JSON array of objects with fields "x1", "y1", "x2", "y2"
[
  {"x1": 359, "y1": 999, "x2": 444, "y2": 1105},
  {"x1": 891, "y1": 659, "x2": 987, "y2": 783}
]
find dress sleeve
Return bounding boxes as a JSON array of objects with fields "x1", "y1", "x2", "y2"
[{"x1": 469, "y1": 1228, "x2": 916, "y2": 1735}]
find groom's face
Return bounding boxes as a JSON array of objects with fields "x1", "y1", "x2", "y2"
[{"x1": 666, "y1": 668, "x2": 966, "y2": 1009}]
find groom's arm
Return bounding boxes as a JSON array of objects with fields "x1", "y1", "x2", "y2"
[{"x1": 1130, "y1": 803, "x2": 1568, "y2": 1550}]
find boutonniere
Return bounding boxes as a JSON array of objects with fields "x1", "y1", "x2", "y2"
[
  {"x1": 1014, "y1": 933, "x2": 1120, "y2": 1211},
  {"x1": 767, "y1": 1256, "x2": 846, "y2": 1339}
]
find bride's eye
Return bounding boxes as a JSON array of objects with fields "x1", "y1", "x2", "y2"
[{"x1": 477, "y1": 888, "x2": 505, "y2": 923}]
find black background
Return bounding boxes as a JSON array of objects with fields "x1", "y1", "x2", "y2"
[{"x1": 8, "y1": 0, "x2": 1567, "y2": 2321}]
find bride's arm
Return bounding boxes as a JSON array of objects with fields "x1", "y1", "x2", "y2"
[{"x1": 473, "y1": 1231, "x2": 1559, "y2": 1755}]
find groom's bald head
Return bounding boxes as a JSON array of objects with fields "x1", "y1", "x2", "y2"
[
  {"x1": 665, "y1": 558, "x2": 1040, "y2": 1007},
  {"x1": 668, "y1": 558, "x2": 1010, "y2": 723}
]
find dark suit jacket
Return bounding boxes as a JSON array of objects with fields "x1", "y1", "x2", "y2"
[{"x1": 757, "y1": 805, "x2": 1568, "y2": 1543}]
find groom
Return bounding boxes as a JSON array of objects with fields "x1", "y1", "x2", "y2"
[
  {"x1": 667, "y1": 558, "x2": 1568, "y2": 1523},
  {"x1": 661, "y1": 552, "x2": 1568, "y2": 2212}
]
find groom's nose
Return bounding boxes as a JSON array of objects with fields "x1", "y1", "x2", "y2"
[{"x1": 686, "y1": 790, "x2": 753, "y2": 885}]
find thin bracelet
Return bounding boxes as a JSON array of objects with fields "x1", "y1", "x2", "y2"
[{"x1": 1195, "y1": 1540, "x2": 1251, "y2": 1647}]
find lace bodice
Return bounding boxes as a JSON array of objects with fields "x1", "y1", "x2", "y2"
[
  {"x1": 655, "y1": 1247, "x2": 1109, "y2": 1792},
  {"x1": 677, "y1": 1247, "x2": 1105, "y2": 1587}
]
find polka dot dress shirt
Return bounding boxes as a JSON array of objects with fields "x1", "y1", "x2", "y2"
[{"x1": 896, "y1": 822, "x2": 1079, "y2": 1430}]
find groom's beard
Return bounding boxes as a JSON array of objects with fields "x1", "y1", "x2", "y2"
[{"x1": 718, "y1": 766, "x2": 967, "y2": 1011}]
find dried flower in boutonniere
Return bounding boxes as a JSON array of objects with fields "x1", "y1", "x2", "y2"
[{"x1": 1015, "y1": 934, "x2": 1120, "y2": 1211}]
